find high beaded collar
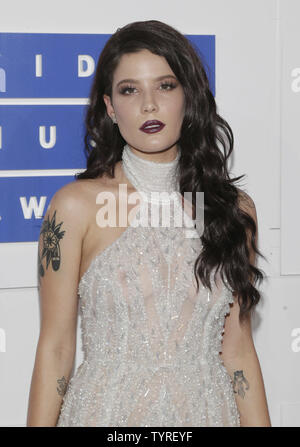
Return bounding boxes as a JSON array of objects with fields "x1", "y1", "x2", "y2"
[{"x1": 121, "y1": 144, "x2": 180, "y2": 202}]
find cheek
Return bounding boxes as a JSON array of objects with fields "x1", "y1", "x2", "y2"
[
  {"x1": 180, "y1": 94, "x2": 186, "y2": 114},
  {"x1": 170, "y1": 94, "x2": 185, "y2": 118},
  {"x1": 116, "y1": 99, "x2": 138, "y2": 121},
  {"x1": 172, "y1": 102, "x2": 185, "y2": 124}
]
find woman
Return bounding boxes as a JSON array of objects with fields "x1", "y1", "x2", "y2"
[{"x1": 27, "y1": 20, "x2": 271, "y2": 427}]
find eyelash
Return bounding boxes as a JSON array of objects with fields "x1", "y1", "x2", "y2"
[{"x1": 119, "y1": 81, "x2": 177, "y2": 95}]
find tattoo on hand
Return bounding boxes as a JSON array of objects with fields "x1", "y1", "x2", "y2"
[
  {"x1": 38, "y1": 210, "x2": 66, "y2": 284},
  {"x1": 233, "y1": 370, "x2": 250, "y2": 399},
  {"x1": 56, "y1": 376, "x2": 68, "y2": 396}
]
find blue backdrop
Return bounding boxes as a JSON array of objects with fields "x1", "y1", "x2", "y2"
[{"x1": 0, "y1": 32, "x2": 215, "y2": 242}]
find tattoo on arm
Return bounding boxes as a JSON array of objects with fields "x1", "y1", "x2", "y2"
[
  {"x1": 232, "y1": 370, "x2": 250, "y2": 399},
  {"x1": 56, "y1": 376, "x2": 68, "y2": 397},
  {"x1": 38, "y1": 210, "x2": 66, "y2": 284}
]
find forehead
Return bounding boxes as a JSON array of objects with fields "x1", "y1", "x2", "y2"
[{"x1": 112, "y1": 49, "x2": 174, "y2": 83}]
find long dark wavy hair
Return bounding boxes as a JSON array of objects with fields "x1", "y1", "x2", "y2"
[{"x1": 76, "y1": 20, "x2": 267, "y2": 323}]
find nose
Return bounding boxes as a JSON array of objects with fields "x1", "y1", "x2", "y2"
[
  {"x1": 141, "y1": 90, "x2": 158, "y2": 113},
  {"x1": 143, "y1": 103, "x2": 157, "y2": 113}
]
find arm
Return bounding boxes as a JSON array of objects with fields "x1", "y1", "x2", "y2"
[
  {"x1": 219, "y1": 192, "x2": 271, "y2": 427},
  {"x1": 27, "y1": 183, "x2": 87, "y2": 427}
]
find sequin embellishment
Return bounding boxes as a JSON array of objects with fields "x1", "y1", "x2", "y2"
[{"x1": 56, "y1": 145, "x2": 240, "y2": 427}]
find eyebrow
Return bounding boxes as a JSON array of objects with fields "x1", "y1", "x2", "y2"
[{"x1": 116, "y1": 75, "x2": 177, "y2": 88}]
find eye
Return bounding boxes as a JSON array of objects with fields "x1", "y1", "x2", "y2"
[
  {"x1": 119, "y1": 85, "x2": 136, "y2": 95},
  {"x1": 160, "y1": 81, "x2": 177, "y2": 90},
  {"x1": 118, "y1": 80, "x2": 177, "y2": 95}
]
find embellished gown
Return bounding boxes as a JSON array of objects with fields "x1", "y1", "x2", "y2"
[{"x1": 56, "y1": 145, "x2": 241, "y2": 427}]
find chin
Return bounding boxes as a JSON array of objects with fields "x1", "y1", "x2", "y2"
[{"x1": 130, "y1": 140, "x2": 178, "y2": 154}]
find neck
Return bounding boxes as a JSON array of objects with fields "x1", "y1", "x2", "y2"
[{"x1": 121, "y1": 144, "x2": 180, "y2": 200}]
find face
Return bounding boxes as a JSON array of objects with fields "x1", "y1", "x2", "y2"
[{"x1": 103, "y1": 49, "x2": 185, "y2": 161}]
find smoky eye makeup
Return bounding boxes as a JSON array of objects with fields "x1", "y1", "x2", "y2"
[
  {"x1": 118, "y1": 84, "x2": 136, "y2": 95},
  {"x1": 117, "y1": 79, "x2": 179, "y2": 95}
]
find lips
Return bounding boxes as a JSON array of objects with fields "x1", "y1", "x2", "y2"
[{"x1": 139, "y1": 120, "x2": 165, "y2": 134}]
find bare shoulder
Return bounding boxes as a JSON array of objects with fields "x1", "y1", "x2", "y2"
[
  {"x1": 47, "y1": 180, "x2": 89, "y2": 218},
  {"x1": 45, "y1": 179, "x2": 102, "y2": 238},
  {"x1": 47, "y1": 176, "x2": 114, "y2": 214},
  {"x1": 236, "y1": 189, "x2": 259, "y2": 266},
  {"x1": 237, "y1": 189, "x2": 257, "y2": 222}
]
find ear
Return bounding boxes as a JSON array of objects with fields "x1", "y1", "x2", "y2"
[{"x1": 103, "y1": 94, "x2": 115, "y2": 120}]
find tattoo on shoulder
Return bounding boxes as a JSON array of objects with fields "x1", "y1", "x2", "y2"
[
  {"x1": 56, "y1": 376, "x2": 68, "y2": 396},
  {"x1": 232, "y1": 370, "x2": 250, "y2": 399},
  {"x1": 38, "y1": 210, "x2": 66, "y2": 283}
]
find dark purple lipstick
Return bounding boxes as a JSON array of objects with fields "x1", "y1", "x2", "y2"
[{"x1": 139, "y1": 120, "x2": 165, "y2": 134}]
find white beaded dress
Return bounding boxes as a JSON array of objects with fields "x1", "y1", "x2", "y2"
[{"x1": 56, "y1": 144, "x2": 241, "y2": 427}]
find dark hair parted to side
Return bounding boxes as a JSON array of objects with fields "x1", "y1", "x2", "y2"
[{"x1": 75, "y1": 20, "x2": 267, "y2": 323}]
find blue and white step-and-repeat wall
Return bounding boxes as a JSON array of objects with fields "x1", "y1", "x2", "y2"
[
  {"x1": 0, "y1": 33, "x2": 214, "y2": 244},
  {"x1": 0, "y1": 0, "x2": 300, "y2": 427}
]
